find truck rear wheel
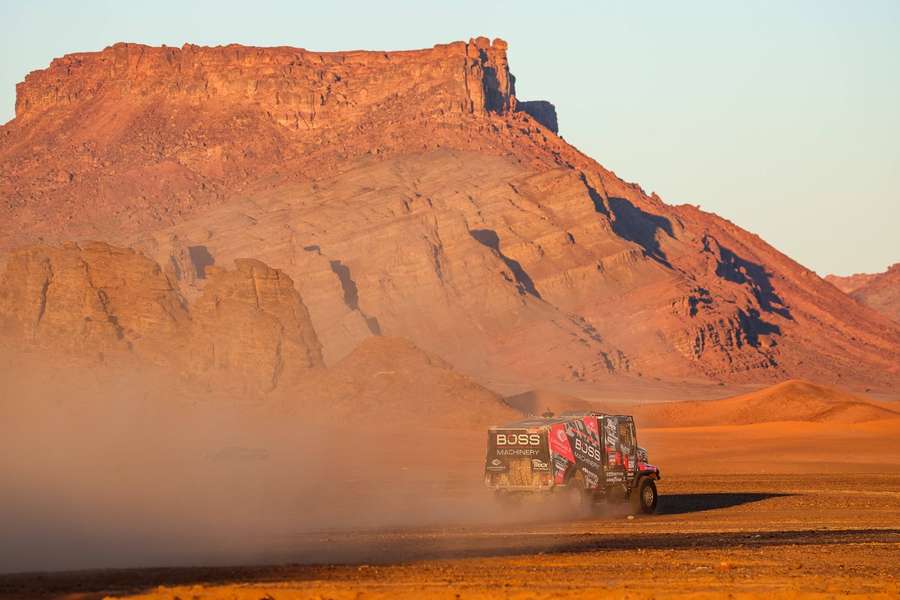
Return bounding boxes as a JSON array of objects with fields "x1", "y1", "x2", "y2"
[{"x1": 632, "y1": 478, "x2": 658, "y2": 514}]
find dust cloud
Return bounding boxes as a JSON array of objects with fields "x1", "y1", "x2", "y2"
[{"x1": 0, "y1": 351, "x2": 561, "y2": 574}]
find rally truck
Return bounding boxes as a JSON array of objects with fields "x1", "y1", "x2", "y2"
[{"x1": 484, "y1": 412, "x2": 661, "y2": 513}]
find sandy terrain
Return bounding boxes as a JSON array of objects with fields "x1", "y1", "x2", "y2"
[
  {"x1": 1, "y1": 403, "x2": 898, "y2": 599},
  {"x1": 1, "y1": 472, "x2": 897, "y2": 599},
  {"x1": 3, "y1": 349, "x2": 899, "y2": 600}
]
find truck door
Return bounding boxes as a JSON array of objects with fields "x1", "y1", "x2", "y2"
[
  {"x1": 601, "y1": 416, "x2": 638, "y2": 486},
  {"x1": 618, "y1": 417, "x2": 639, "y2": 486},
  {"x1": 601, "y1": 416, "x2": 624, "y2": 485}
]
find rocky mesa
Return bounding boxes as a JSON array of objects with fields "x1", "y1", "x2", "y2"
[{"x1": 1, "y1": 39, "x2": 898, "y2": 390}]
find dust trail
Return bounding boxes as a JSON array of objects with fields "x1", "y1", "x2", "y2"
[{"x1": 0, "y1": 351, "x2": 578, "y2": 574}]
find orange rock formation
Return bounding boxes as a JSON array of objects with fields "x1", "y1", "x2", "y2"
[{"x1": 1, "y1": 39, "x2": 898, "y2": 389}]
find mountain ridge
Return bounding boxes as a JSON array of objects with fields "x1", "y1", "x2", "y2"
[
  {"x1": 1, "y1": 39, "x2": 898, "y2": 389},
  {"x1": 826, "y1": 264, "x2": 900, "y2": 323}
]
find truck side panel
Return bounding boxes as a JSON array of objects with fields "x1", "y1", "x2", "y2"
[{"x1": 549, "y1": 416, "x2": 604, "y2": 489}]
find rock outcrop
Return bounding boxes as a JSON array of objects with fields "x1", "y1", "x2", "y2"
[
  {"x1": 1, "y1": 39, "x2": 898, "y2": 389},
  {"x1": 518, "y1": 100, "x2": 559, "y2": 134},
  {"x1": 0, "y1": 242, "x2": 189, "y2": 361},
  {"x1": 0, "y1": 242, "x2": 323, "y2": 393},
  {"x1": 189, "y1": 258, "x2": 324, "y2": 391},
  {"x1": 14, "y1": 38, "x2": 516, "y2": 123}
]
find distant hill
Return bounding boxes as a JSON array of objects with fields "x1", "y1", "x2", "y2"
[
  {"x1": 634, "y1": 380, "x2": 900, "y2": 428},
  {"x1": 827, "y1": 264, "x2": 900, "y2": 323}
]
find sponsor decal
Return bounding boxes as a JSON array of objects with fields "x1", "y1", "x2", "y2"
[
  {"x1": 583, "y1": 468, "x2": 600, "y2": 488},
  {"x1": 497, "y1": 448, "x2": 540, "y2": 456},
  {"x1": 551, "y1": 417, "x2": 603, "y2": 485},
  {"x1": 552, "y1": 455, "x2": 571, "y2": 483},
  {"x1": 531, "y1": 458, "x2": 550, "y2": 471},
  {"x1": 550, "y1": 423, "x2": 575, "y2": 463},
  {"x1": 604, "y1": 418, "x2": 619, "y2": 448},
  {"x1": 574, "y1": 437, "x2": 602, "y2": 464},
  {"x1": 638, "y1": 447, "x2": 649, "y2": 463},
  {"x1": 486, "y1": 429, "x2": 551, "y2": 480},
  {"x1": 496, "y1": 432, "x2": 541, "y2": 446},
  {"x1": 486, "y1": 457, "x2": 507, "y2": 472}
]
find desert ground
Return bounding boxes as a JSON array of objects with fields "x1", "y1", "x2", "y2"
[
  {"x1": 1, "y1": 474, "x2": 898, "y2": 599},
  {"x1": 1, "y1": 375, "x2": 898, "y2": 599}
]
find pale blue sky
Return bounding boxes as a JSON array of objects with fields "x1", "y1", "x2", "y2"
[{"x1": 1, "y1": 1, "x2": 898, "y2": 275}]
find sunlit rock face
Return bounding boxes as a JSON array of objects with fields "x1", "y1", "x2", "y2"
[{"x1": 0, "y1": 39, "x2": 898, "y2": 389}]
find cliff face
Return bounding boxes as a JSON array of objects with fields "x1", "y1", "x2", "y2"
[
  {"x1": 0, "y1": 242, "x2": 324, "y2": 393},
  {"x1": 0, "y1": 38, "x2": 564, "y2": 249},
  {"x1": 14, "y1": 38, "x2": 514, "y2": 124},
  {"x1": 1, "y1": 40, "x2": 898, "y2": 389}
]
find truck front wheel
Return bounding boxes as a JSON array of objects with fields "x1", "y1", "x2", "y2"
[{"x1": 632, "y1": 478, "x2": 658, "y2": 514}]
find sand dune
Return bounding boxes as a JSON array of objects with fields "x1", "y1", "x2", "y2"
[
  {"x1": 503, "y1": 380, "x2": 899, "y2": 428},
  {"x1": 632, "y1": 380, "x2": 900, "y2": 428}
]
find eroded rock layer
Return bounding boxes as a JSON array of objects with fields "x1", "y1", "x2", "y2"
[
  {"x1": 0, "y1": 242, "x2": 323, "y2": 393},
  {"x1": 1, "y1": 40, "x2": 898, "y2": 389}
]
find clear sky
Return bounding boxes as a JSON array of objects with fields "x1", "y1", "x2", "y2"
[{"x1": 1, "y1": 0, "x2": 898, "y2": 275}]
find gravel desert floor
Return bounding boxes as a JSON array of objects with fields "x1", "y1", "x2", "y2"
[{"x1": 2, "y1": 472, "x2": 898, "y2": 599}]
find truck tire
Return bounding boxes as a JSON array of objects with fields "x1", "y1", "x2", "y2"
[{"x1": 632, "y1": 478, "x2": 658, "y2": 514}]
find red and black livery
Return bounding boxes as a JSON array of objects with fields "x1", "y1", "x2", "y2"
[{"x1": 484, "y1": 411, "x2": 661, "y2": 513}]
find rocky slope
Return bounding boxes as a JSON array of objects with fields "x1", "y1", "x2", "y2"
[
  {"x1": 1, "y1": 39, "x2": 898, "y2": 389},
  {"x1": 825, "y1": 272, "x2": 880, "y2": 295},
  {"x1": 826, "y1": 264, "x2": 900, "y2": 323},
  {"x1": 0, "y1": 241, "x2": 323, "y2": 393},
  {"x1": 0, "y1": 241, "x2": 515, "y2": 425}
]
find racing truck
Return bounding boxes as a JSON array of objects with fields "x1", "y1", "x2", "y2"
[{"x1": 484, "y1": 412, "x2": 661, "y2": 513}]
